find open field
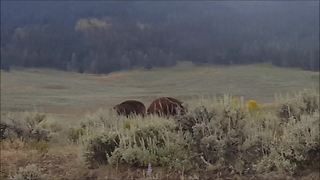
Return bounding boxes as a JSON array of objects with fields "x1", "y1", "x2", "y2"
[
  {"x1": 1, "y1": 63, "x2": 319, "y2": 179},
  {"x1": 1, "y1": 62, "x2": 319, "y2": 121}
]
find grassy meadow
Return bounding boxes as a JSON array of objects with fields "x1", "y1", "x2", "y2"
[
  {"x1": 1, "y1": 63, "x2": 319, "y2": 179},
  {"x1": 1, "y1": 62, "x2": 318, "y2": 121}
]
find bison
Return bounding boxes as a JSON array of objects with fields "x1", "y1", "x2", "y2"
[
  {"x1": 113, "y1": 100, "x2": 146, "y2": 117},
  {"x1": 147, "y1": 97, "x2": 186, "y2": 117}
]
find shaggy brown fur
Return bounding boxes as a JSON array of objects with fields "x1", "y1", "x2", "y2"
[
  {"x1": 147, "y1": 97, "x2": 186, "y2": 117},
  {"x1": 113, "y1": 100, "x2": 146, "y2": 117}
]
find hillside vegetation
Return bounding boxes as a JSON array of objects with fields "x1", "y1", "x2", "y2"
[
  {"x1": 1, "y1": 63, "x2": 318, "y2": 122},
  {"x1": 0, "y1": 88, "x2": 319, "y2": 179},
  {"x1": 1, "y1": 63, "x2": 319, "y2": 179}
]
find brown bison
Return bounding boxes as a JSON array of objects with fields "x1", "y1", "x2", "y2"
[
  {"x1": 147, "y1": 97, "x2": 186, "y2": 117},
  {"x1": 113, "y1": 100, "x2": 146, "y2": 117}
]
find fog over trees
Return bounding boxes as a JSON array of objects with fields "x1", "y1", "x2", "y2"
[{"x1": 1, "y1": 1, "x2": 319, "y2": 73}]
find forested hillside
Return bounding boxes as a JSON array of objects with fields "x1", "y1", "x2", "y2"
[{"x1": 1, "y1": 1, "x2": 319, "y2": 73}]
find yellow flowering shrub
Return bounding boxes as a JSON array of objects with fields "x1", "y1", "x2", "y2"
[{"x1": 247, "y1": 99, "x2": 259, "y2": 112}]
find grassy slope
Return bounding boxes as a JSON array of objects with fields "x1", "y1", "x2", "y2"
[{"x1": 1, "y1": 62, "x2": 319, "y2": 121}]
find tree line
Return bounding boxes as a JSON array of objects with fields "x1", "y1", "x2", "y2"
[{"x1": 1, "y1": 2, "x2": 319, "y2": 73}]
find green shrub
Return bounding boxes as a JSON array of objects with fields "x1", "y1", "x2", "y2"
[
  {"x1": 277, "y1": 90, "x2": 319, "y2": 122},
  {"x1": 84, "y1": 132, "x2": 120, "y2": 168},
  {"x1": 82, "y1": 114, "x2": 192, "y2": 169},
  {"x1": 257, "y1": 112, "x2": 320, "y2": 174},
  {"x1": 110, "y1": 147, "x2": 155, "y2": 167},
  {"x1": 134, "y1": 126, "x2": 166, "y2": 148},
  {"x1": 175, "y1": 106, "x2": 216, "y2": 132},
  {"x1": 109, "y1": 130, "x2": 191, "y2": 168},
  {"x1": 1, "y1": 112, "x2": 51, "y2": 142},
  {"x1": 298, "y1": 91, "x2": 319, "y2": 114},
  {"x1": 176, "y1": 97, "x2": 249, "y2": 172},
  {"x1": 80, "y1": 90, "x2": 319, "y2": 175}
]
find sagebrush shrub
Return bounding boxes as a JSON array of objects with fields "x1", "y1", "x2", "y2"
[
  {"x1": 10, "y1": 164, "x2": 45, "y2": 180},
  {"x1": 1, "y1": 112, "x2": 51, "y2": 142},
  {"x1": 109, "y1": 130, "x2": 191, "y2": 168},
  {"x1": 81, "y1": 90, "x2": 319, "y2": 175},
  {"x1": 84, "y1": 132, "x2": 119, "y2": 168},
  {"x1": 299, "y1": 91, "x2": 319, "y2": 114},
  {"x1": 175, "y1": 106, "x2": 216, "y2": 132},
  {"x1": 277, "y1": 90, "x2": 319, "y2": 122},
  {"x1": 109, "y1": 119, "x2": 190, "y2": 168},
  {"x1": 174, "y1": 96, "x2": 250, "y2": 172},
  {"x1": 256, "y1": 112, "x2": 320, "y2": 174}
]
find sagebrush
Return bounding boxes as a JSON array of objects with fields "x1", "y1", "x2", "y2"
[{"x1": 82, "y1": 90, "x2": 319, "y2": 175}]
